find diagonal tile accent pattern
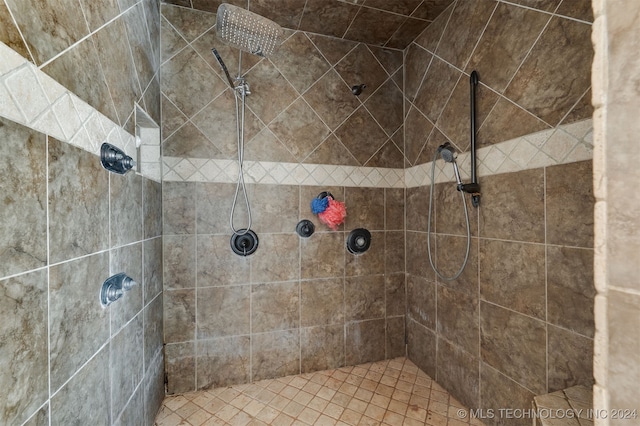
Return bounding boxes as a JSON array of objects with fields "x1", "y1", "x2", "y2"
[
  {"x1": 405, "y1": 0, "x2": 594, "y2": 168},
  {"x1": 160, "y1": 0, "x2": 457, "y2": 49},
  {"x1": 160, "y1": 4, "x2": 405, "y2": 169},
  {"x1": 405, "y1": 118, "x2": 593, "y2": 188},
  {"x1": 155, "y1": 357, "x2": 485, "y2": 426},
  {"x1": 0, "y1": 42, "x2": 142, "y2": 174},
  {"x1": 1, "y1": 0, "x2": 161, "y2": 133},
  {"x1": 163, "y1": 158, "x2": 406, "y2": 188},
  {"x1": 163, "y1": 117, "x2": 592, "y2": 189}
]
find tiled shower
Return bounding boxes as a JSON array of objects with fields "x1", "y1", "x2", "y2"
[
  {"x1": 160, "y1": 0, "x2": 594, "y2": 419},
  {"x1": 0, "y1": 0, "x2": 617, "y2": 425}
]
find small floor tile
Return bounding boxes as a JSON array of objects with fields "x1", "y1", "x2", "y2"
[{"x1": 154, "y1": 358, "x2": 484, "y2": 426}]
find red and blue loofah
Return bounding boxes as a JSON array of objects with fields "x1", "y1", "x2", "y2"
[{"x1": 310, "y1": 193, "x2": 347, "y2": 231}]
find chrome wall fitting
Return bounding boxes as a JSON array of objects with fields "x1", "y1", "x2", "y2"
[
  {"x1": 100, "y1": 142, "x2": 136, "y2": 174},
  {"x1": 100, "y1": 273, "x2": 138, "y2": 307}
]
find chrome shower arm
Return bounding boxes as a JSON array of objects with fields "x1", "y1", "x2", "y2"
[{"x1": 211, "y1": 48, "x2": 236, "y2": 89}]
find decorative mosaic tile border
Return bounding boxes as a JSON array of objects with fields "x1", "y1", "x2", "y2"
[
  {"x1": 1, "y1": 39, "x2": 592, "y2": 189},
  {"x1": 0, "y1": 42, "x2": 151, "y2": 178},
  {"x1": 406, "y1": 118, "x2": 594, "y2": 188},
  {"x1": 164, "y1": 118, "x2": 593, "y2": 188},
  {"x1": 162, "y1": 157, "x2": 406, "y2": 188}
]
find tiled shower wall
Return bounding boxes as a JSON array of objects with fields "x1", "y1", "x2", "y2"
[
  {"x1": 163, "y1": 182, "x2": 406, "y2": 393},
  {"x1": 404, "y1": 0, "x2": 593, "y2": 166},
  {"x1": 407, "y1": 161, "x2": 594, "y2": 421},
  {"x1": 0, "y1": 0, "x2": 164, "y2": 424},
  {"x1": 160, "y1": 0, "x2": 597, "y2": 407},
  {"x1": 404, "y1": 0, "x2": 595, "y2": 424},
  {"x1": 160, "y1": 3, "x2": 412, "y2": 394},
  {"x1": 161, "y1": 0, "x2": 457, "y2": 49},
  {"x1": 0, "y1": 116, "x2": 164, "y2": 425},
  {"x1": 160, "y1": 3, "x2": 404, "y2": 168},
  {"x1": 0, "y1": 0, "x2": 161, "y2": 131}
]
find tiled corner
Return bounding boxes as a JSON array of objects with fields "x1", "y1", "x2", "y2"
[{"x1": 533, "y1": 385, "x2": 594, "y2": 426}]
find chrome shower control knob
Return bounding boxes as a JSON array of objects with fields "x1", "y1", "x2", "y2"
[
  {"x1": 122, "y1": 276, "x2": 137, "y2": 291},
  {"x1": 100, "y1": 143, "x2": 136, "y2": 175},
  {"x1": 100, "y1": 273, "x2": 138, "y2": 307},
  {"x1": 106, "y1": 286, "x2": 123, "y2": 304}
]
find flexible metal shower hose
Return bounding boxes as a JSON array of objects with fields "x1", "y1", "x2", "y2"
[
  {"x1": 229, "y1": 81, "x2": 252, "y2": 235},
  {"x1": 426, "y1": 150, "x2": 471, "y2": 281}
]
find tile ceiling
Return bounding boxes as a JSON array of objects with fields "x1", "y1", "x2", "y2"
[{"x1": 160, "y1": 0, "x2": 456, "y2": 49}]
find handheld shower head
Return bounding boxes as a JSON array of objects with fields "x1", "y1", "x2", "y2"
[
  {"x1": 216, "y1": 4, "x2": 284, "y2": 57},
  {"x1": 438, "y1": 143, "x2": 463, "y2": 186},
  {"x1": 438, "y1": 143, "x2": 456, "y2": 163}
]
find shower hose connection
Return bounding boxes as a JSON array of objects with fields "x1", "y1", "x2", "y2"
[
  {"x1": 426, "y1": 149, "x2": 471, "y2": 281},
  {"x1": 229, "y1": 77, "x2": 252, "y2": 235}
]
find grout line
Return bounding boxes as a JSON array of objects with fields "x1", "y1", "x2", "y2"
[
  {"x1": 481, "y1": 361, "x2": 544, "y2": 399},
  {"x1": 607, "y1": 286, "x2": 640, "y2": 297},
  {"x1": 382, "y1": 15, "x2": 409, "y2": 49},
  {"x1": 158, "y1": 16, "x2": 191, "y2": 68},
  {"x1": 45, "y1": 134, "x2": 52, "y2": 426},
  {"x1": 555, "y1": 85, "x2": 592, "y2": 127},
  {"x1": 340, "y1": 3, "x2": 363, "y2": 40},
  {"x1": 543, "y1": 166, "x2": 549, "y2": 392},
  {"x1": 369, "y1": 44, "x2": 400, "y2": 79},
  {"x1": 341, "y1": 186, "x2": 347, "y2": 369},
  {"x1": 36, "y1": 0, "x2": 140, "y2": 70},
  {"x1": 296, "y1": 0, "x2": 309, "y2": 30},
  {"x1": 193, "y1": 181, "x2": 199, "y2": 391},
  {"x1": 500, "y1": 0, "x2": 593, "y2": 25},
  {"x1": 499, "y1": 11, "x2": 554, "y2": 101},
  {"x1": 462, "y1": 0, "x2": 500, "y2": 71},
  {"x1": 383, "y1": 188, "x2": 388, "y2": 360},
  {"x1": 406, "y1": 44, "x2": 435, "y2": 107},
  {"x1": 107, "y1": 171, "x2": 114, "y2": 423},
  {"x1": 48, "y1": 338, "x2": 111, "y2": 401},
  {"x1": 3, "y1": 3, "x2": 36, "y2": 65}
]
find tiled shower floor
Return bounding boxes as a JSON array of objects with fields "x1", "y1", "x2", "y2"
[{"x1": 154, "y1": 357, "x2": 484, "y2": 426}]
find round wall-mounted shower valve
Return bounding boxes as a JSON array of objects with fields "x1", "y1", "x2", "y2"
[
  {"x1": 296, "y1": 220, "x2": 315, "y2": 238},
  {"x1": 346, "y1": 228, "x2": 372, "y2": 254},
  {"x1": 230, "y1": 229, "x2": 259, "y2": 256}
]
